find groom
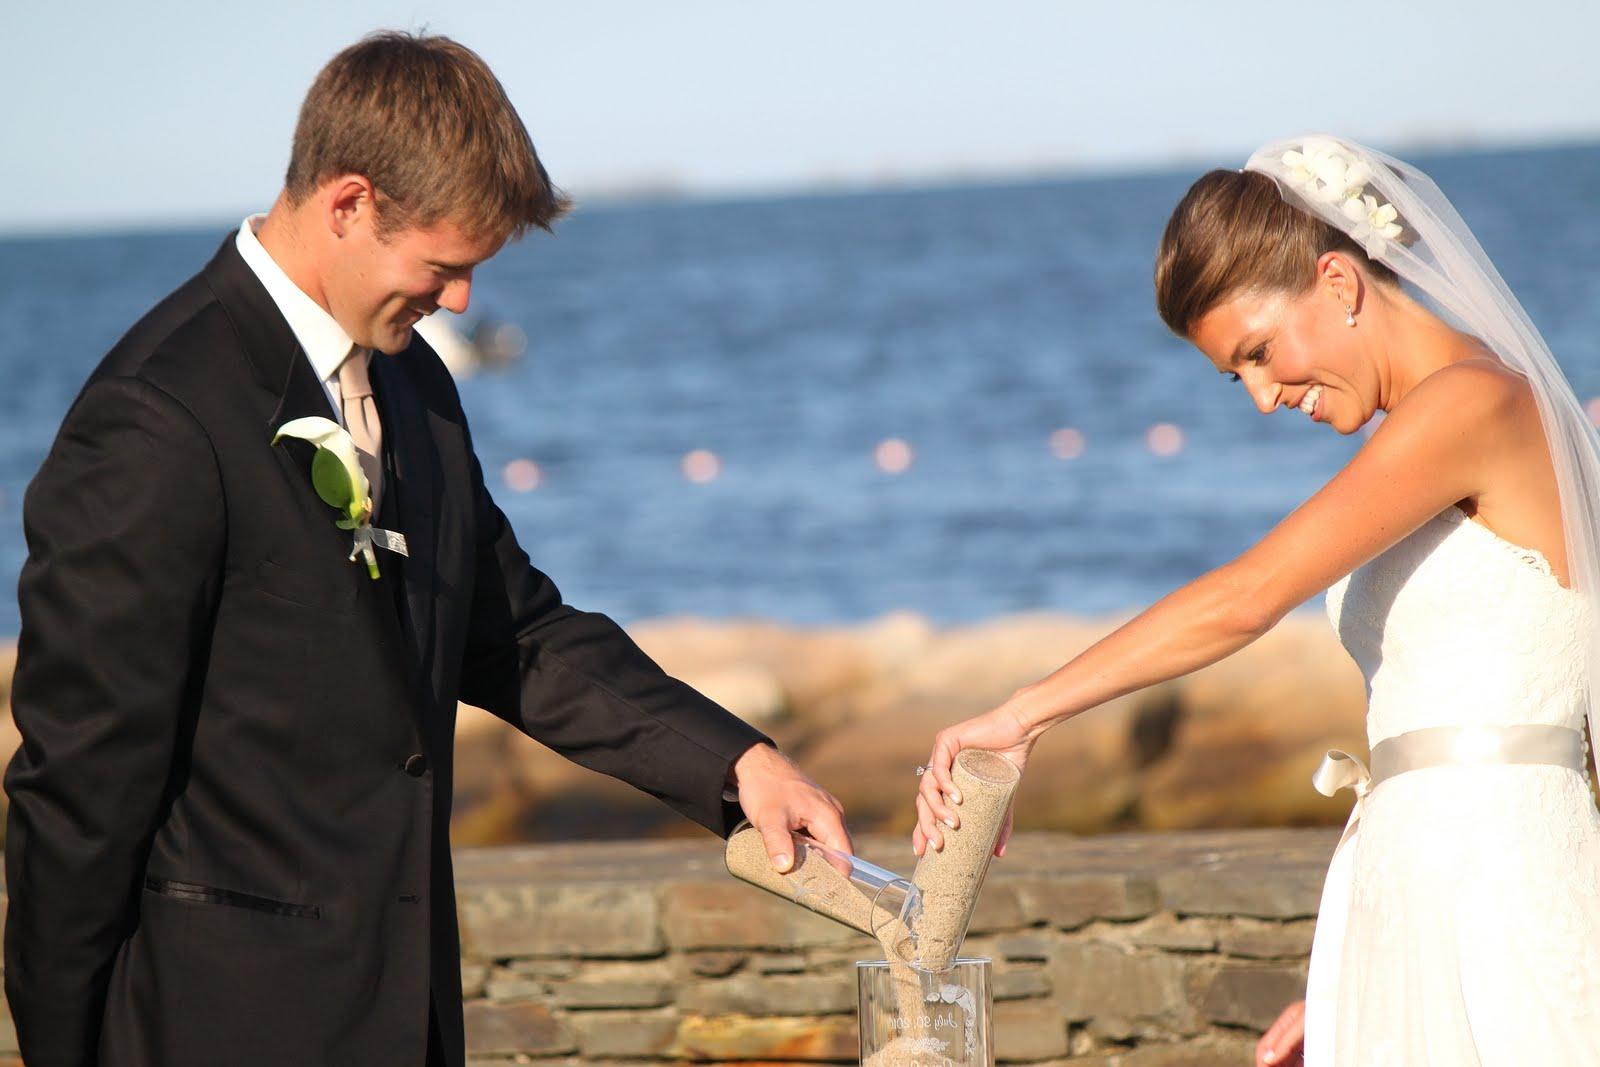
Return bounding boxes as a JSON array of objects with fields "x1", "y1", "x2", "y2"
[{"x1": 4, "y1": 31, "x2": 848, "y2": 1067}]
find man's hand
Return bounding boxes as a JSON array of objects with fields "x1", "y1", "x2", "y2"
[
  {"x1": 1256, "y1": 1000, "x2": 1305, "y2": 1066},
  {"x1": 730, "y1": 743, "x2": 852, "y2": 873}
]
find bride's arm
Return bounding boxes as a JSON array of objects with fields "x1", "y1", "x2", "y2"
[{"x1": 914, "y1": 360, "x2": 1525, "y2": 854}]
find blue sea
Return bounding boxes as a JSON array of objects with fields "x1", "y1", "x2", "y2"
[{"x1": 2, "y1": 144, "x2": 1598, "y2": 635}]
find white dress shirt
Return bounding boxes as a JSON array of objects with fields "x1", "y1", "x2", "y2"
[{"x1": 235, "y1": 215, "x2": 356, "y2": 425}]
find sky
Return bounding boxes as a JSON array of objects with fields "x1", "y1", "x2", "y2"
[{"x1": 4, "y1": 0, "x2": 1598, "y2": 235}]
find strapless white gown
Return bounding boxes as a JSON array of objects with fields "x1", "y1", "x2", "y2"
[{"x1": 1305, "y1": 506, "x2": 1600, "y2": 1065}]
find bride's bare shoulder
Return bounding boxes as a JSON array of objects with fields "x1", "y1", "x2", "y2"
[{"x1": 1384, "y1": 356, "x2": 1536, "y2": 441}]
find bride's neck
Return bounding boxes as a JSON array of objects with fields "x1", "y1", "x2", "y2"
[{"x1": 1369, "y1": 287, "x2": 1482, "y2": 411}]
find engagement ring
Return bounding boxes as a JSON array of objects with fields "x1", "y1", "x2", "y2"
[{"x1": 914, "y1": 764, "x2": 931, "y2": 776}]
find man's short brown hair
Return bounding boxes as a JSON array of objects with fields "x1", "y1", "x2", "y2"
[{"x1": 285, "y1": 31, "x2": 569, "y2": 243}]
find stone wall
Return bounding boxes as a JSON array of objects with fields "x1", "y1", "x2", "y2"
[
  {"x1": 0, "y1": 828, "x2": 1333, "y2": 1064},
  {"x1": 452, "y1": 828, "x2": 1336, "y2": 1065}
]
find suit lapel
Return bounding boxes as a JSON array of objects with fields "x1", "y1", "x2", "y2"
[
  {"x1": 202, "y1": 238, "x2": 360, "y2": 572},
  {"x1": 371, "y1": 353, "x2": 438, "y2": 672},
  {"x1": 202, "y1": 237, "x2": 419, "y2": 678}
]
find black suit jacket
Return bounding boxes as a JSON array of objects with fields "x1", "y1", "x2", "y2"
[{"x1": 4, "y1": 238, "x2": 767, "y2": 1067}]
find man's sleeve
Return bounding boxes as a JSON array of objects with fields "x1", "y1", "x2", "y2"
[
  {"x1": 4, "y1": 376, "x2": 224, "y2": 1066},
  {"x1": 454, "y1": 437, "x2": 769, "y2": 838}
]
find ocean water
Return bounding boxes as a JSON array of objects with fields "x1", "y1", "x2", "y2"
[{"x1": 2, "y1": 144, "x2": 1598, "y2": 634}]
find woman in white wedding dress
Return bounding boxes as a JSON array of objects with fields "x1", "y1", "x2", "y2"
[{"x1": 910, "y1": 137, "x2": 1600, "y2": 1067}]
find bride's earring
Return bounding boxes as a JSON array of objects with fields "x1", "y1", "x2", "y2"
[{"x1": 1344, "y1": 303, "x2": 1356, "y2": 327}]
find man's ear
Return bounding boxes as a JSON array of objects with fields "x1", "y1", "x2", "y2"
[{"x1": 323, "y1": 175, "x2": 377, "y2": 239}]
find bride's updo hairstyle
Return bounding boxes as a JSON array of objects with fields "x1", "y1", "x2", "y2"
[{"x1": 1155, "y1": 169, "x2": 1399, "y2": 337}]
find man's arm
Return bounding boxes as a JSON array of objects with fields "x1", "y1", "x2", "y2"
[
  {"x1": 454, "y1": 437, "x2": 849, "y2": 860},
  {"x1": 4, "y1": 377, "x2": 223, "y2": 1066}
]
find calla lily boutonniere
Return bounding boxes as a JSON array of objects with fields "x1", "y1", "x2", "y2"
[{"x1": 272, "y1": 416, "x2": 408, "y2": 579}]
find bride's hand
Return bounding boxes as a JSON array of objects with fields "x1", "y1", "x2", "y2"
[
  {"x1": 912, "y1": 698, "x2": 1037, "y2": 859},
  {"x1": 1256, "y1": 1000, "x2": 1305, "y2": 1066}
]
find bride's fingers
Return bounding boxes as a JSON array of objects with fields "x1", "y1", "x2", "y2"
[
  {"x1": 929, "y1": 733, "x2": 962, "y2": 807},
  {"x1": 920, "y1": 764, "x2": 960, "y2": 832},
  {"x1": 994, "y1": 804, "x2": 1015, "y2": 857},
  {"x1": 915, "y1": 792, "x2": 944, "y2": 853}
]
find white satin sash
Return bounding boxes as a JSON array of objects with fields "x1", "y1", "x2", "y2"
[{"x1": 1314, "y1": 724, "x2": 1589, "y2": 850}]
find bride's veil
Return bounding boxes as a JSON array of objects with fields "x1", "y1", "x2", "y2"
[{"x1": 1245, "y1": 135, "x2": 1600, "y2": 770}]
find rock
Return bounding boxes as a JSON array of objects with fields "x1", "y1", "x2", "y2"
[
  {"x1": 677, "y1": 973, "x2": 856, "y2": 1016},
  {"x1": 1048, "y1": 941, "x2": 1201, "y2": 1039},
  {"x1": 676, "y1": 663, "x2": 789, "y2": 726},
  {"x1": 1196, "y1": 962, "x2": 1308, "y2": 1031},
  {"x1": 992, "y1": 964, "x2": 1052, "y2": 1001},
  {"x1": 1140, "y1": 618, "x2": 1367, "y2": 830},
  {"x1": 660, "y1": 881, "x2": 860, "y2": 950},
  {"x1": 1117, "y1": 1034, "x2": 1261, "y2": 1066},
  {"x1": 550, "y1": 962, "x2": 676, "y2": 1009},
  {"x1": 460, "y1": 961, "x2": 489, "y2": 998},
  {"x1": 753, "y1": 953, "x2": 809, "y2": 974},
  {"x1": 684, "y1": 951, "x2": 748, "y2": 977},
  {"x1": 629, "y1": 612, "x2": 935, "y2": 732},
  {"x1": 462, "y1": 1000, "x2": 575, "y2": 1056},
  {"x1": 1218, "y1": 918, "x2": 1316, "y2": 960},
  {"x1": 453, "y1": 703, "x2": 706, "y2": 844},
  {"x1": 449, "y1": 703, "x2": 538, "y2": 847},
  {"x1": 992, "y1": 999, "x2": 1070, "y2": 1059},
  {"x1": 502, "y1": 957, "x2": 579, "y2": 980},
  {"x1": 804, "y1": 615, "x2": 1161, "y2": 836},
  {"x1": 569, "y1": 1009, "x2": 680, "y2": 1057},
  {"x1": 995, "y1": 932, "x2": 1055, "y2": 962},
  {"x1": 1124, "y1": 914, "x2": 1220, "y2": 953},
  {"x1": 483, "y1": 971, "x2": 546, "y2": 1001},
  {"x1": 1156, "y1": 861, "x2": 1325, "y2": 920},
  {"x1": 457, "y1": 883, "x2": 662, "y2": 959},
  {"x1": 968, "y1": 883, "x2": 1028, "y2": 935},
  {"x1": 670, "y1": 1013, "x2": 858, "y2": 1060},
  {"x1": 1015, "y1": 873, "x2": 1160, "y2": 930},
  {"x1": 0, "y1": 643, "x2": 15, "y2": 709}
]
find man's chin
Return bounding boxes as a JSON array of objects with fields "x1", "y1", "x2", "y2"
[{"x1": 370, "y1": 324, "x2": 415, "y2": 356}]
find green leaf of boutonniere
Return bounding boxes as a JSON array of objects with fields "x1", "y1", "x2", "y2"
[
  {"x1": 311, "y1": 447, "x2": 362, "y2": 521},
  {"x1": 273, "y1": 416, "x2": 372, "y2": 524}
]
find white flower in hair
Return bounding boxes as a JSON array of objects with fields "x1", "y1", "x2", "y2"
[
  {"x1": 1342, "y1": 193, "x2": 1404, "y2": 256},
  {"x1": 1281, "y1": 138, "x2": 1404, "y2": 252},
  {"x1": 1282, "y1": 139, "x2": 1373, "y2": 203},
  {"x1": 1281, "y1": 139, "x2": 1341, "y2": 193}
]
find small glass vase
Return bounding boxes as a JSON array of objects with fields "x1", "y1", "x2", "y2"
[{"x1": 856, "y1": 956, "x2": 993, "y2": 1066}]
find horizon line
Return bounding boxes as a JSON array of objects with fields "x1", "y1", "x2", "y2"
[{"x1": 3, "y1": 131, "x2": 1595, "y2": 243}]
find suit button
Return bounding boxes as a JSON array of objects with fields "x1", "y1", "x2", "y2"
[{"x1": 402, "y1": 754, "x2": 428, "y2": 777}]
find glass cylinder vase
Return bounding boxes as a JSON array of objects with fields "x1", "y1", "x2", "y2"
[{"x1": 856, "y1": 956, "x2": 993, "y2": 1066}]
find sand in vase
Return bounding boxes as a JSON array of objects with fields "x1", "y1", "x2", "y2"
[{"x1": 909, "y1": 749, "x2": 1020, "y2": 973}]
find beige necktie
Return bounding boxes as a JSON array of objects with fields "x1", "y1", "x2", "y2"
[{"x1": 337, "y1": 348, "x2": 384, "y2": 518}]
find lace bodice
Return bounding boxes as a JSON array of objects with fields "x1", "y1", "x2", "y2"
[{"x1": 1325, "y1": 506, "x2": 1589, "y2": 747}]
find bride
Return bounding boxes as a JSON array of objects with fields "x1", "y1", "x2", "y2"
[{"x1": 911, "y1": 136, "x2": 1600, "y2": 1066}]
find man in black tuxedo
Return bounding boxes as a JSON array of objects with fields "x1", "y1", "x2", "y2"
[{"x1": 4, "y1": 32, "x2": 849, "y2": 1067}]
